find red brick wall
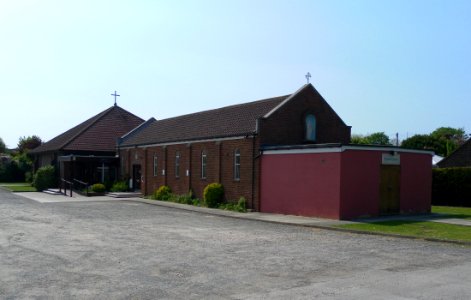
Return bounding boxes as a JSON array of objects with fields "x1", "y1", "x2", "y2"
[
  {"x1": 261, "y1": 149, "x2": 432, "y2": 220},
  {"x1": 121, "y1": 148, "x2": 146, "y2": 191},
  {"x1": 260, "y1": 152, "x2": 342, "y2": 219},
  {"x1": 259, "y1": 85, "x2": 351, "y2": 146},
  {"x1": 120, "y1": 137, "x2": 259, "y2": 209}
]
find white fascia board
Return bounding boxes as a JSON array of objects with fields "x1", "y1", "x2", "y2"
[
  {"x1": 263, "y1": 146, "x2": 434, "y2": 155},
  {"x1": 263, "y1": 147, "x2": 342, "y2": 155},
  {"x1": 341, "y1": 145, "x2": 434, "y2": 155}
]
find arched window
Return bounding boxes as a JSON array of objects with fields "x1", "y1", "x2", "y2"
[
  {"x1": 201, "y1": 150, "x2": 207, "y2": 179},
  {"x1": 234, "y1": 149, "x2": 240, "y2": 181},
  {"x1": 153, "y1": 153, "x2": 158, "y2": 176},
  {"x1": 305, "y1": 114, "x2": 316, "y2": 142},
  {"x1": 175, "y1": 151, "x2": 180, "y2": 178}
]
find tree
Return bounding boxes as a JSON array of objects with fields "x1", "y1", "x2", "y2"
[
  {"x1": 351, "y1": 132, "x2": 392, "y2": 145},
  {"x1": 430, "y1": 127, "x2": 468, "y2": 156},
  {"x1": 430, "y1": 127, "x2": 467, "y2": 144},
  {"x1": 17, "y1": 135, "x2": 42, "y2": 153},
  {"x1": 0, "y1": 137, "x2": 5, "y2": 154},
  {"x1": 401, "y1": 134, "x2": 440, "y2": 153},
  {"x1": 401, "y1": 127, "x2": 469, "y2": 156},
  {"x1": 351, "y1": 134, "x2": 366, "y2": 144}
]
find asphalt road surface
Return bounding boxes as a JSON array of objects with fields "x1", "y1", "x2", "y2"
[{"x1": 1, "y1": 189, "x2": 470, "y2": 299}]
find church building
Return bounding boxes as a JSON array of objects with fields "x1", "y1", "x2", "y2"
[
  {"x1": 30, "y1": 104, "x2": 144, "y2": 185},
  {"x1": 30, "y1": 83, "x2": 432, "y2": 220},
  {"x1": 118, "y1": 84, "x2": 351, "y2": 211}
]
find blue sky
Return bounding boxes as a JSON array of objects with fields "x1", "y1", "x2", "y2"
[{"x1": 1, "y1": 0, "x2": 470, "y2": 148}]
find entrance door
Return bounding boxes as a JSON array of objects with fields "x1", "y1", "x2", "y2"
[
  {"x1": 379, "y1": 165, "x2": 400, "y2": 215},
  {"x1": 132, "y1": 165, "x2": 142, "y2": 191}
]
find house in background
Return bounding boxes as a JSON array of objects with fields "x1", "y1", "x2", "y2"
[
  {"x1": 30, "y1": 104, "x2": 144, "y2": 185},
  {"x1": 437, "y1": 139, "x2": 471, "y2": 168}
]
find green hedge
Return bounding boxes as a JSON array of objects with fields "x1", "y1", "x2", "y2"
[
  {"x1": 32, "y1": 165, "x2": 56, "y2": 191},
  {"x1": 432, "y1": 167, "x2": 471, "y2": 207},
  {"x1": 91, "y1": 183, "x2": 106, "y2": 193}
]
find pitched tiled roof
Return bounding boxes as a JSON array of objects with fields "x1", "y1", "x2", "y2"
[
  {"x1": 119, "y1": 95, "x2": 290, "y2": 147},
  {"x1": 437, "y1": 138, "x2": 471, "y2": 168},
  {"x1": 31, "y1": 105, "x2": 144, "y2": 154}
]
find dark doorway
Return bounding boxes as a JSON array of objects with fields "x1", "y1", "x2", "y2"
[
  {"x1": 132, "y1": 165, "x2": 142, "y2": 191},
  {"x1": 379, "y1": 165, "x2": 400, "y2": 215}
]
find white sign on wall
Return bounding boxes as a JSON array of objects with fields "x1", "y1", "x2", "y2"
[{"x1": 382, "y1": 153, "x2": 400, "y2": 165}]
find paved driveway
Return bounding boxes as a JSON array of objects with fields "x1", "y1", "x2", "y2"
[{"x1": 1, "y1": 189, "x2": 470, "y2": 299}]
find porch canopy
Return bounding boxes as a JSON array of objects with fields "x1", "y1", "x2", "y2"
[{"x1": 58, "y1": 155, "x2": 119, "y2": 185}]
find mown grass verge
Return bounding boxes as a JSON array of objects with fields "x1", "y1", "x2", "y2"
[
  {"x1": 336, "y1": 220, "x2": 471, "y2": 243},
  {"x1": 335, "y1": 206, "x2": 471, "y2": 243},
  {"x1": 432, "y1": 206, "x2": 471, "y2": 220},
  {"x1": 0, "y1": 183, "x2": 37, "y2": 192}
]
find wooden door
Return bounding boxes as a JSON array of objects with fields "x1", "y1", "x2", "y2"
[{"x1": 379, "y1": 165, "x2": 400, "y2": 215}]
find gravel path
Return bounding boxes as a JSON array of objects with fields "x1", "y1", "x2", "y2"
[{"x1": 1, "y1": 189, "x2": 470, "y2": 299}]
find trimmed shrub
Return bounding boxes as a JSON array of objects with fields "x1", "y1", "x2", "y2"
[
  {"x1": 154, "y1": 185, "x2": 172, "y2": 200},
  {"x1": 32, "y1": 165, "x2": 56, "y2": 191},
  {"x1": 203, "y1": 183, "x2": 224, "y2": 208},
  {"x1": 432, "y1": 167, "x2": 471, "y2": 207},
  {"x1": 110, "y1": 181, "x2": 129, "y2": 192},
  {"x1": 24, "y1": 171, "x2": 33, "y2": 183},
  {"x1": 91, "y1": 183, "x2": 106, "y2": 193}
]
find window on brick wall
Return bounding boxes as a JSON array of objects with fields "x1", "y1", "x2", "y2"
[
  {"x1": 175, "y1": 151, "x2": 180, "y2": 178},
  {"x1": 234, "y1": 149, "x2": 240, "y2": 180},
  {"x1": 201, "y1": 151, "x2": 207, "y2": 179},
  {"x1": 153, "y1": 154, "x2": 158, "y2": 176},
  {"x1": 305, "y1": 114, "x2": 317, "y2": 142}
]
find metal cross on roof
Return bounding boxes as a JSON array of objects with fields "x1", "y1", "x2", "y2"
[
  {"x1": 111, "y1": 91, "x2": 120, "y2": 106},
  {"x1": 305, "y1": 72, "x2": 311, "y2": 84}
]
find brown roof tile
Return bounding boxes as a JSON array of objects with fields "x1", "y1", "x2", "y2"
[
  {"x1": 119, "y1": 95, "x2": 290, "y2": 147},
  {"x1": 31, "y1": 105, "x2": 144, "y2": 154}
]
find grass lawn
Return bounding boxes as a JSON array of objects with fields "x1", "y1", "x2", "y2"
[
  {"x1": 0, "y1": 183, "x2": 37, "y2": 192},
  {"x1": 432, "y1": 206, "x2": 471, "y2": 220},
  {"x1": 336, "y1": 206, "x2": 471, "y2": 243},
  {"x1": 336, "y1": 220, "x2": 471, "y2": 242}
]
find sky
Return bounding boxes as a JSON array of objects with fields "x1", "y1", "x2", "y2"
[{"x1": 1, "y1": 0, "x2": 470, "y2": 148}]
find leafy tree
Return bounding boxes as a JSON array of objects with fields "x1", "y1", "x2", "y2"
[
  {"x1": 364, "y1": 132, "x2": 392, "y2": 145},
  {"x1": 430, "y1": 127, "x2": 468, "y2": 156},
  {"x1": 401, "y1": 134, "x2": 439, "y2": 152},
  {"x1": 431, "y1": 127, "x2": 467, "y2": 143},
  {"x1": 402, "y1": 127, "x2": 469, "y2": 156},
  {"x1": 17, "y1": 135, "x2": 42, "y2": 153},
  {"x1": 351, "y1": 134, "x2": 366, "y2": 144},
  {"x1": 351, "y1": 132, "x2": 392, "y2": 145},
  {"x1": 0, "y1": 137, "x2": 5, "y2": 154}
]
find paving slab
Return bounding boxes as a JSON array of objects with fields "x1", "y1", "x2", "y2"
[
  {"x1": 15, "y1": 192, "x2": 126, "y2": 203},
  {"x1": 431, "y1": 218, "x2": 471, "y2": 226}
]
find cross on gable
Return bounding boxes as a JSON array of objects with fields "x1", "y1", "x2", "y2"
[
  {"x1": 305, "y1": 72, "x2": 311, "y2": 84},
  {"x1": 111, "y1": 91, "x2": 120, "y2": 106}
]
